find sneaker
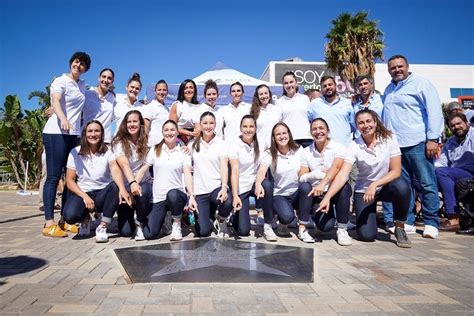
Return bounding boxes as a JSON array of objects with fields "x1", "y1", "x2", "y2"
[
  {"x1": 404, "y1": 224, "x2": 417, "y2": 234},
  {"x1": 216, "y1": 220, "x2": 229, "y2": 238},
  {"x1": 336, "y1": 228, "x2": 352, "y2": 246},
  {"x1": 78, "y1": 217, "x2": 91, "y2": 237},
  {"x1": 385, "y1": 222, "x2": 395, "y2": 234},
  {"x1": 263, "y1": 223, "x2": 277, "y2": 242},
  {"x1": 134, "y1": 226, "x2": 145, "y2": 241},
  {"x1": 95, "y1": 225, "x2": 108, "y2": 243},
  {"x1": 277, "y1": 222, "x2": 291, "y2": 237},
  {"x1": 170, "y1": 222, "x2": 182, "y2": 241},
  {"x1": 42, "y1": 223, "x2": 67, "y2": 238},
  {"x1": 256, "y1": 215, "x2": 265, "y2": 227},
  {"x1": 423, "y1": 225, "x2": 439, "y2": 239},
  {"x1": 298, "y1": 229, "x2": 315, "y2": 243},
  {"x1": 346, "y1": 221, "x2": 356, "y2": 230},
  {"x1": 58, "y1": 221, "x2": 79, "y2": 234},
  {"x1": 395, "y1": 227, "x2": 412, "y2": 248}
]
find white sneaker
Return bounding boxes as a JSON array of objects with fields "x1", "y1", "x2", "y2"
[
  {"x1": 78, "y1": 216, "x2": 91, "y2": 237},
  {"x1": 95, "y1": 225, "x2": 108, "y2": 243},
  {"x1": 277, "y1": 222, "x2": 291, "y2": 237},
  {"x1": 170, "y1": 222, "x2": 182, "y2": 241},
  {"x1": 216, "y1": 220, "x2": 230, "y2": 238},
  {"x1": 298, "y1": 229, "x2": 315, "y2": 243},
  {"x1": 263, "y1": 223, "x2": 277, "y2": 242},
  {"x1": 404, "y1": 224, "x2": 417, "y2": 234},
  {"x1": 134, "y1": 226, "x2": 145, "y2": 241},
  {"x1": 423, "y1": 225, "x2": 439, "y2": 239},
  {"x1": 336, "y1": 228, "x2": 352, "y2": 246}
]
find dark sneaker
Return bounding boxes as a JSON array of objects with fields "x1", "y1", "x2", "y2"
[{"x1": 395, "y1": 227, "x2": 412, "y2": 248}]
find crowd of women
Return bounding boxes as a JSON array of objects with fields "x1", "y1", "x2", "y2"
[{"x1": 40, "y1": 51, "x2": 412, "y2": 248}]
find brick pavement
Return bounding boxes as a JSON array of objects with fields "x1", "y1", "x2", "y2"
[{"x1": 0, "y1": 191, "x2": 473, "y2": 315}]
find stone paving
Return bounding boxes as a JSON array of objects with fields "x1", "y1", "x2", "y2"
[{"x1": 0, "y1": 191, "x2": 473, "y2": 315}]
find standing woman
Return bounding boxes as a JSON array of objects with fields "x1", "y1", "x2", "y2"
[
  {"x1": 114, "y1": 73, "x2": 144, "y2": 129},
  {"x1": 42, "y1": 51, "x2": 91, "y2": 237},
  {"x1": 192, "y1": 79, "x2": 223, "y2": 139},
  {"x1": 169, "y1": 79, "x2": 201, "y2": 144},
  {"x1": 275, "y1": 71, "x2": 312, "y2": 147},
  {"x1": 256, "y1": 123, "x2": 314, "y2": 243},
  {"x1": 143, "y1": 79, "x2": 169, "y2": 147},
  {"x1": 83, "y1": 68, "x2": 116, "y2": 143},
  {"x1": 110, "y1": 110, "x2": 152, "y2": 241},
  {"x1": 189, "y1": 112, "x2": 232, "y2": 238},
  {"x1": 318, "y1": 109, "x2": 412, "y2": 248},
  {"x1": 229, "y1": 115, "x2": 274, "y2": 239},
  {"x1": 135, "y1": 120, "x2": 197, "y2": 240},
  {"x1": 250, "y1": 84, "x2": 282, "y2": 151},
  {"x1": 62, "y1": 121, "x2": 130, "y2": 241},
  {"x1": 299, "y1": 118, "x2": 352, "y2": 246},
  {"x1": 218, "y1": 82, "x2": 250, "y2": 143}
]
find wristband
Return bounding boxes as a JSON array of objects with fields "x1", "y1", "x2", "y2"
[{"x1": 129, "y1": 180, "x2": 137, "y2": 186}]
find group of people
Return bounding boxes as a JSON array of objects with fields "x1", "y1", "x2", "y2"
[{"x1": 40, "y1": 51, "x2": 473, "y2": 249}]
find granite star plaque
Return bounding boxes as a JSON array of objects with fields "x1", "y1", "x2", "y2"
[{"x1": 114, "y1": 238, "x2": 313, "y2": 283}]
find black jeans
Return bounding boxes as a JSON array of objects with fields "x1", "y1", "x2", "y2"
[
  {"x1": 195, "y1": 187, "x2": 233, "y2": 237},
  {"x1": 313, "y1": 182, "x2": 352, "y2": 232}
]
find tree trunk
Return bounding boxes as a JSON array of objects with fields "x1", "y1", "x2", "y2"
[{"x1": 4, "y1": 149, "x2": 24, "y2": 189}]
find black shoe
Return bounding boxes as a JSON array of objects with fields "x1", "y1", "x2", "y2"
[
  {"x1": 456, "y1": 227, "x2": 474, "y2": 235},
  {"x1": 395, "y1": 227, "x2": 412, "y2": 248}
]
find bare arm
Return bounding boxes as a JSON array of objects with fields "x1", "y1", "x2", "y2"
[
  {"x1": 116, "y1": 155, "x2": 141, "y2": 196},
  {"x1": 217, "y1": 156, "x2": 229, "y2": 202},
  {"x1": 51, "y1": 92, "x2": 70, "y2": 131},
  {"x1": 317, "y1": 161, "x2": 352, "y2": 213},
  {"x1": 183, "y1": 166, "x2": 197, "y2": 211},
  {"x1": 363, "y1": 155, "x2": 401, "y2": 203},
  {"x1": 255, "y1": 163, "x2": 269, "y2": 198},
  {"x1": 109, "y1": 160, "x2": 132, "y2": 206},
  {"x1": 309, "y1": 157, "x2": 344, "y2": 197},
  {"x1": 230, "y1": 158, "x2": 242, "y2": 210}
]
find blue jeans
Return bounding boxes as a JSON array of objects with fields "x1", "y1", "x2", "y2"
[
  {"x1": 435, "y1": 167, "x2": 473, "y2": 215},
  {"x1": 313, "y1": 182, "x2": 352, "y2": 232},
  {"x1": 195, "y1": 187, "x2": 233, "y2": 237},
  {"x1": 401, "y1": 142, "x2": 440, "y2": 227},
  {"x1": 273, "y1": 182, "x2": 312, "y2": 225},
  {"x1": 42, "y1": 133, "x2": 80, "y2": 221}
]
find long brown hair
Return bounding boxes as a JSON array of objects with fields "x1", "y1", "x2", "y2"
[
  {"x1": 239, "y1": 115, "x2": 260, "y2": 163},
  {"x1": 154, "y1": 120, "x2": 179, "y2": 157},
  {"x1": 79, "y1": 120, "x2": 108, "y2": 156},
  {"x1": 355, "y1": 109, "x2": 392, "y2": 140},
  {"x1": 250, "y1": 84, "x2": 273, "y2": 120},
  {"x1": 269, "y1": 122, "x2": 299, "y2": 172},
  {"x1": 111, "y1": 110, "x2": 148, "y2": 161},
  {"x1": 192, "y1": 111, "x2": 215, "y2": 153}
]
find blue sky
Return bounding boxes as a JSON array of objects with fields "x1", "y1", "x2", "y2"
[{"x1": 1, "y1": 0, "x2": 473, "y2": 110}]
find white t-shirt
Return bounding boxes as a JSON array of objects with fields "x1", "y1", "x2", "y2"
[
  {"x1": 82, "y1": 88, "x2": 115, "y2": 143},
  {"x1": 345, "y1": 135, "x2": 401, "y2": 193},
  {"x1": 66, "y1": 146, "x2": 115, "y2": 192},
  {"x1": 142, "y1": 99, "x2": 169, "y2": 147},
  {"x1": 112, "y1": 142, "x2": 151, "y2": 187},
  {"x1": 145, "y1": 144, "x2": 192, "y2": 203},
  {"x1": 218, "y1": 102, "x2": 251, "y2": 143},
  {"x1": 189, "y1": 137, "x2": 228, "y2": 195},
  {"x1": 275, "y1": 93, "x2": 311, "y2": 141},
  {"x1": 256, "y1": 104, "x2": 283, "y2": 151},
  {"x1": 113, "y1": 94, "x2": 145, "y2": 130},
  {"x1": 261, "y1": 147, "x2": 303, "y2": 196},
  {"x1": 174, "y1": 100, "x2": 202, "y2": 130},
  {"x1": 228, "y1": 138, "x2": 259, "y2": 195},
  {"x1": 43, "y1": 74, "x2": 86, "y2": 136}
]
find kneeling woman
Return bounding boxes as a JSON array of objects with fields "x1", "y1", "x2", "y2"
[
  {"x1": 135, "y1": 120, "x2": 197, "y2": 240},
  {"x1": 318, "y1": 109, "x2": 411, "y2": 248},
  {"x1": 63, "y1": 121, "x2": 130, "y2": 241},
  {"x1": 256, "y1": 123, "x2": 314, "y2": 243},
  {"x1": 189, "y1": 112, "x2": 232, "y2": 238},
  {"x1": 229, "y1": 115, "x2": 274, "y2": 239}
]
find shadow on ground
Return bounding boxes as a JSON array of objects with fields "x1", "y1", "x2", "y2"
[{"x1": 0, "y1": 255, "x2": 47, "y2": 278}]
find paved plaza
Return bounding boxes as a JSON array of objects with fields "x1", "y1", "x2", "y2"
[{"x1": 0, "y1": 191, "x2": 473, "y2": 315}]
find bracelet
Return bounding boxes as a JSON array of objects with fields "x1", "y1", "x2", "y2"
[
  {"x1": 129, "y1": 180, "x2": 137, "y2": 186},
  {"x1": 221, "y1": 184, "x2": 229, "y2": 189}
]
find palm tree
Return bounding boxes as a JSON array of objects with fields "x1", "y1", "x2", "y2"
[
  {"x1": 28, "y1": 82, "x2": 51, "y2": 109},
  {"x1": 325, "y1": 11, "x2": 384, "y2": 84}
]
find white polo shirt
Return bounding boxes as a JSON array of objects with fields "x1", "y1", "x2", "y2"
[
  {"x1": 218, "y1": 102, "x2": 250, "y2": 143},
  {"x1": 43, "y1": 74, "x2": 86, "y2": 136},
  {"x1": 256, "y1": 104, "x2": 283, "y2": 151},
  {"x1": 261, "y1": 147, "x2": 303, "y2": 196},
  {"x1": 189, "y1": 137, "x2": 228, "y2": 195},
  {"x1": 175, "y1": 100, "x2": 202, "y2": 130},
  {"x1": 191, "y1": 104, "x2": 224, "y2": 139},
  {"x1": 82, "y1": 88, "x2": 115, "y2": 143},
  {"x1": 66, "y1": 146, "x2": 115, "y2": 192},
  {"x1": 275, "y1": 93, "x2": 311, "y2": 141},
  {"x1": 113, "y1": 94, "x2": 144, "y2": 130},
  {"x1": 112, "y1": 142, "x2": 151, "y2": 187},
  {"x1": 345, "y1": 135, "x2": 401, "y2": 193},
  {"x1": 228, "y1": 138, "x2": 259, "y2": 195},
  {"x1": 142, "y1": 99, "x2": 169, "y2": 147},
  {"x1": 145, "y1": 144, "x2": 192, "y2": 203}
]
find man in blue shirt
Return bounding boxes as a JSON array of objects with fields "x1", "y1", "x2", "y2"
[
  {"x1": 307, "y1": 76, "x2": 354, "y2": 146},
  {"x1": 383, "y1": 55, "x2": 444, "y2": 239}
]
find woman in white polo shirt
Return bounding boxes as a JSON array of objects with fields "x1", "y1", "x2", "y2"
[
  {"x1": 114, "y1": 73, "x2": 144, "y2": 129},
  {"x1": 62, "y1": 121, "x2": 130, "y2": 241},
  {"x1": 189, "y1": 111, "x2": 232, "y2": 238},
  {"x1": 110, "y1": 110, "x2": 152, "y2": 241},
  {"x1": 256, "y1": 122, "x2": 314, "y2": 243},
  {"x1": 230, "y1": 115, "x2": 274, "y2": 239},
  {"x1": 317, "y1": 109, "x2": 412, "y2": 248},
  {"x1": 143, "y1": 79, "x2": 169, "y2": 147},
  {"x1": 191, "y1": 79, "x2": 223, "y2": 139},
  {"x1": 82, "y1": 68, "x2": 116, "y2": 143},
  {"x1": 135, "y1": 120, "x2": 197, "y2": 240},
  {"x1": 300, "y1": 118, "x2": 352, "y2": 246},
  {"x1": 275, "y1": 71, "x2": 312, "y2": 147},
  {"x1": 218, "y1": 82, "x2": 251, "y2": 143},
  {"x1": 42, "y1": 51, "x2": 91, "y2": 238}
]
